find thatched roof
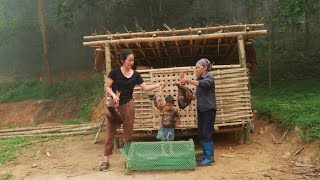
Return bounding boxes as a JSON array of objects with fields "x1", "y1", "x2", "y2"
[{"x1": 83, "y1": 24, "x2": 267, "y2": 71}]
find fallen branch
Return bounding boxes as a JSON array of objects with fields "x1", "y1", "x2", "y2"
[
  {"x1": 94, "y1": 117, "x2": 105, "y2": 144},
  {"x1": 279, "y1": 130, "x2": 289, "y2": 143},
  {"x1": 295, "y1": 162, "x2": 314, "y2": 168},
  {"x1": 263, "y1": 173, "x2": 273, "y2": 180},
  {"x1": 270, "y1": 133, "x2": 277, "y2": 143},
  {"x1": 220, "y1": 154, "x2": 235, "y2": 158},
  {"x1": 270, "y1": 167, "x2": 293, "y2": 174},
  {"x1": 293, "y1": 146, "x2": 305, "y2": 156},
  {"x1": 312, "y1": 156, "x2": 320, "y2": 163},
  {"x1": 252, "y1": 140, "x2": 263, "y2": 147}
]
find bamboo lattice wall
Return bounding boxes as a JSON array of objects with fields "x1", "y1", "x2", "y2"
[{"x1": 112, "y1": 64, "x2": 252, "y2": 130}]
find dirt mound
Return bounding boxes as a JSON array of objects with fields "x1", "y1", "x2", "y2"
[
  {"x1": 33, "y1": 98, "x2": 79, "y2": 124},
  {"x1": 0, "y1": 98, "x2": 79, "y2": 127},
  {"x1": 90, "y1": 98, "x2": 105, "y2": 123},
  {"x1": 0, "y1": 99, "x2": 45, "y2": 127}
]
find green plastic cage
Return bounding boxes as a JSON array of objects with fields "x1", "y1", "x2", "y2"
[{"x1": 119, "y1": 139, "x2": 196, "y2": 171}]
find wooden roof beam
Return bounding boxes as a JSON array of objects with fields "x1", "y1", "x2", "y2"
[
  {"x1": 201, "y1": 30, "x2": 209, "y2": 55},
  {"x1": 138, "y1": 54, "x2": 226, "y2": 61},
  {"x1": 160, "y1": 40, "x2": 169, "y2": 56},
  {"x1": 83, "y1": 30, "x2": 267, "y2": 46},
  {"x1": 189, "y1": 28, "x2": 193, "y2": 56},
  {"x1": 109, "y1": 43, "x2": 251, "y2": 52},
  {"x1": 174, "y1": 41, "x2": 182, "y2": 57},
  {"x1": 118, "y1": 35, "x2": 142, "y2": 66},
  {"x1": 84, "y1": 24, "x2": 265, "y2": 40},
  {"x1": 148, "y1": 42, "x2": 158, "y2": 57},
  {"x1": 134, "y1": 42, "x2": 151, "y2": 67}
]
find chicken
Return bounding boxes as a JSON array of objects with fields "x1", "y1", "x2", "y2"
[
  {"x1": 175, "y1": 83, "x2": 193, "y2": 109},
  {"x1": 106, "y1": 91, "x2": 123, "y2": 126},
  {"x1": 148, "y1": 88, "x2": 166, "y2": 112}
]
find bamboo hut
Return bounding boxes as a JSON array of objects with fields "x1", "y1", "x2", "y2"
[{"x1": 83, "y1": 24, "x2": 267, "y2": 144}]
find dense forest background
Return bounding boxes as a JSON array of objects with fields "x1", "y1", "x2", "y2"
[{"x1": 0, "y1": 0, "x2": 319, "y2": 81}]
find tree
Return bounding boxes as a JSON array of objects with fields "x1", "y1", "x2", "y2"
[{"x1": 37, "y1": 0, "x2": 52, "y2": 85}]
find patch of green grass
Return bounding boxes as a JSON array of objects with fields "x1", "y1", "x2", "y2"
[
  {"x1": 251, "y1": 80, "x2": 320, "y2": 141},
  {"x1": 0, "y1": 172, "x2": 12, "y2": 180},
  {"x1": 0, "y1": 81, "x2": 48, "y2": 102},
  {"x1": 0, "y1": 79, "x2": 104, "y2": 103},
  {"x1": 59, "y1": 118, "x2": 88, "y2": 125},
  {"x1": 0, "y1": 137, "x2": 31, "y2": 164}
]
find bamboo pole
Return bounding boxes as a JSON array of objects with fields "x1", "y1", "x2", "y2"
[
  {"x1": 237, "y1": 35, "x2": 247, "y2": 69},
  {"x1": 115, "y1": 43, "x2": 251, "y2": 52},
  {"x1": 105, "y1": 43, "x2": 112, "y2": 74},
  {"x1": 136, "y1": 65, "x2": 241, "y2": 73},
  {"x1": 0, "y1": 125, "x2": 99, "y2": 137},
  {"x1": 0, "y1": 131, "x2": 91, "y2": 139},
  {"x1": 223, "y1": 37, "x2": 236, "y2": 56},
  {"x1": 96, "y1": 42, "x2": 112, "y2": 142},
  {"x1": 0, "y1": 123, "x2": 99, "y2": 134},
  {"x1": 83, "y1": 30, "x2": 267, "y2": 46},
  {"x1": 83, "y1": 24, "x2": 265, "y2": 40}
]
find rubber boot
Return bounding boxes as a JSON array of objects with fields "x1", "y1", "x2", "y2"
[
  {"x1": 196, "y1": 143, "x2": 205, "y2": 162},
  {"x1": 197, "y1": 142, "x2": 215, "y2": 165}
]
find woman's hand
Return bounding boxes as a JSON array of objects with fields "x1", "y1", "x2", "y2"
[
  {"x1": 179, "y1": 78, "x2": 189, "y2": 85},
  {"x1": 112, "y1": 94, "x2": 120, "y2": 104},
  {"x1": 157, "y1": 82, "x2": 166, "y2": 89}
]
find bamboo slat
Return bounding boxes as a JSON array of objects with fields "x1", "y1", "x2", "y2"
[
  {"x1": 215, "y1": 83, "x2": 248, "y2": 89},
  {"x1": 214, "y1": 73, "x2": 249, "y2": 80}
]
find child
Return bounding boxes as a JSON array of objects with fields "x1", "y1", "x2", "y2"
[{"x1": 156, "y1": 95, "x2": 180, "y2": 141}]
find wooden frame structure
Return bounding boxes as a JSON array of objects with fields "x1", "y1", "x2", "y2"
[{"x1": 83, "y1": 24, "x2": 267, "y2": 144}]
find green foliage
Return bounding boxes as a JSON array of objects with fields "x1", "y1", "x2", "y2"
[
  {"x1": 0, "y1": 137, "x2": 31, "y2": 164},
  {"x1": 251, "y1": 80, "x2": 320, "y2": 142},
  {"x1": 0, "y1": 0, "x2": 37, "y2": 46},
  {"x1": 0, "y1": 81, "x2": 48, "y2": 102},
  {"x1": 0, "y1": 79, "x2": 103, "y2": 102},
  {"x1": 0, "y1": 173, "x2": 12, "y2": 180},
  {"x1": 270, "y1": 0, "x2": 319, "y2": 30}
]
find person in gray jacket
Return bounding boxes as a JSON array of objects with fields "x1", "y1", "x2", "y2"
[{"x1": 179, "y1": 58, "x2": 216, "y2": 165}]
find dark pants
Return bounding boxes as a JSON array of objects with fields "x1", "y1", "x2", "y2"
[
  {"x1": 104, "y1": 99, "x2": 135, "y2": 156},
  {"x1": 197, "y1": 108, "x2": 216, "y2": 143}
]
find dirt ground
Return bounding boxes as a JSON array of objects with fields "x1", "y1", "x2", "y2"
[{"x1": 1, "y1": 116, "x2": 319, "y2": 180}]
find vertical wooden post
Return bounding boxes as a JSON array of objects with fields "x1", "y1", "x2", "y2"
[
  {"x1": 104, "y1": 42, "x2": 112, "y2": 106},
  {"x1": 244, "y1": 123, "x2": 251, "y2": 144},
  {"x1": 236, "y1": 130, "x2": 244, "y2": 144},
  {"x1": 113, "y1": 137, "x2": 119, "y2": 150},
  {"x1": 93, "y1": 42, "x2": 112, "y2": 144},
  {"x1": 105, "y1": 42, "x2": 112, "y2": 74},
  {"x1": 237, "y1": 35, "x2": 247, "y2": 69},
  {"x1": 107, "y1": 42, "x2": 119, "y2": 148},
  {"x1": 237, "y1": 35, "x2": 251, "y2": 144}
]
